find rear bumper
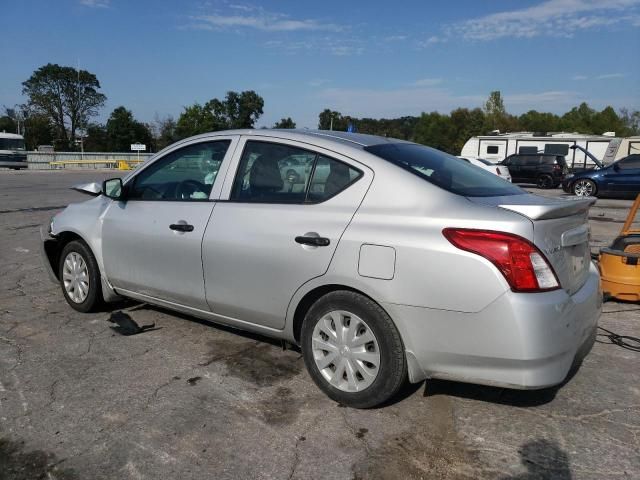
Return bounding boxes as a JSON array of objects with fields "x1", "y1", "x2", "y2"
[{"x1": 385, "y1": 262, "x2": 601, "y2": 389}]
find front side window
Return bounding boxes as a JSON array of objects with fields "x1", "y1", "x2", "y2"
[
  {"x1": 230, "y1": 141, "x2": 361, "y2": 203},
  {"x1": 617, "y1": 154, "x2": 640, "y2": 170},
  {"x1": 365, "y1": 143, "x2": 523, "y2": 197},
  {"x1": 128, "y1": 140, "x2": 230, "y2": 201}
]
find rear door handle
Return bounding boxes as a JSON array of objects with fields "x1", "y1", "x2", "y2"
[
  {"x1": 170, "y1": 223, "x2": 194, "y2": 232},
  {"x1": 295, "y1": 236, "x2": 330, "y2": 247}
]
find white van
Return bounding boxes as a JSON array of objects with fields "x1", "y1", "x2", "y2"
[{"x1": 0, "y1": 132, "x2": 27, "y2": 169}]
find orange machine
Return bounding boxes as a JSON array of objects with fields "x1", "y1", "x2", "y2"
[{"x1": 599, "y1": 194, "x2": 640, "y2": 302}]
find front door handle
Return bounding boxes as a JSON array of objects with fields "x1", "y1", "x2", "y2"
[
  {"x1": 295, "y1": 235, "x2": 330, "y2": 247},
  {"x1": 170, "y1": 223, "x2": 194, "y2": 232}
]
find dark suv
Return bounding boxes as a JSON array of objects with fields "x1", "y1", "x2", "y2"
[{"x1": 501, "y1": 154, "x2": 568, "y2": 189}]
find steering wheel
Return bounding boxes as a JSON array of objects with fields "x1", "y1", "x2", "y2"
[{"x1": 176, "y1": 179, "x2": 208, "y2": 200}]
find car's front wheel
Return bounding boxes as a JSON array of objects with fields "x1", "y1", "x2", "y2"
[
  {"x1": 301, "y1": 291, "x2": 407, "y2": 408},
  {"x1": 59, "y1": 240, "x2": 103, "y2": 313},
  {"x1": 572, "y1": 179, "x2": 597, "y2": 197}
]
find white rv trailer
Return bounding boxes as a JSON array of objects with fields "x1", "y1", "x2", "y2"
[
  {"x1": 605, "y1": 136, "x2": 640, "y2": 161},
  {"x1": 460, "y1": 132, "x2": 618, "y2": 168},
  {"x1": 0, "y1": 132, "x2": 27, "y2": 169}
]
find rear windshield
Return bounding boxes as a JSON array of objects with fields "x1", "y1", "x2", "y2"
[{"x1": 365, "y1": 143, "x2": 523, "y2": 197}]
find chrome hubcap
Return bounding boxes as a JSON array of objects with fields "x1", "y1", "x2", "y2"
[
  {"x1": 62, "y1": 252, "x2": 89, "y2": 303},
  {"x1": 574, "y1": 180, "x2": 593, "y2": 196},
  {"x1": 311, "y1": 310, "x2": 381, "y2": 392}
]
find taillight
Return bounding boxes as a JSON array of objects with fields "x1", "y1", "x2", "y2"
[
  {"x1": 442, "y1": 229, "x2": 560, "y2": 292},
  {"x1": 553, "y1": 164, "x2": 561, "y2": 172},
  {"x1": 496, "y1": 167, "x2": 502, "y2": 175}
]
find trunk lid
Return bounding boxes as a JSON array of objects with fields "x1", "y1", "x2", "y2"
[{"x1": 470, "y1": 194, "x2": 595, "y2": 295}]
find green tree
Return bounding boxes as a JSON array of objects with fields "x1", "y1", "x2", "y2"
[
  {"x1": 484, "y1": 90, "x2": 507, "y2": 132},
  {"x1": 560, "y1": 102, "x2": 596, "y2": 132},
  {"x1": 619, "y1": 108, "x2": 640, "y2": 136},
  {"x1": 414, "y1": 112, "x2": 455, "y2": 153},
  {"x1": 24, "y1": 114, "x2": 54, "y2": 150},
  {"x1": 518, "y1": 110, "x2": 561, "y2": 133},
  {"x1": 22, "y1": 63, "x2": 106, "y2": 149},
  {"x1": 83, "y1": 123, "x2": 109, "y2": 151},
  {"x1": 449, "y1": 108, "x2": 486, "y2": 153},
  {"x1": 273, "y1": 117, "x2": 296, "y2": 129},
  {"x1": 176, "y1": 91, "x2": 265, "y2": 138},
  {"x1": 153, "y1": 115, "x2": 178, "y2": 150},
  {"x1": 318, "y1": 109, "x2": 348, "y2": 131},
  {"x1": 106, "y1": 106, "x2": 153, "y2": 152}
]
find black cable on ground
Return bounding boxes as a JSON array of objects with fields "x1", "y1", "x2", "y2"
[{"x1": 597, "y1": 325, "x2": 640, "y2": 352}]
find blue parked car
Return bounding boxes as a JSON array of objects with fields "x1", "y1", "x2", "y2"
[{"x1": 562, "y1": 154, "x2": 640, "y2": 197}]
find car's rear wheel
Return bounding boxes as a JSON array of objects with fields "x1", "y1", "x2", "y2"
[
  {"x1": 537, "y1": 174, "x2": 553, "y2": 189},
  {"x1": 301, "y1": 291, "x2": 407, "y2": 408},
  {"x1": 59, "y1": 240, "x2": 103, "y2": 313},
  {"x1": 573, "y1": 179, "x2": 597, "y2": 197}
]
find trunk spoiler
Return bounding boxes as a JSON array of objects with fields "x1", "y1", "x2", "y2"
[{"x1": 470, "y1": 194, "x2": 596, "y2": 220}]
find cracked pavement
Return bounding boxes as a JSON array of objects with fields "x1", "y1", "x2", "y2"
[{"x1": 1, "y1": 170, "x2": 639, "y2": 479}]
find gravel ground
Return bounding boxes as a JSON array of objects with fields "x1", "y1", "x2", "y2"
[{"x1": 1, "y1": 170, "x2": 638, "y2": 480}]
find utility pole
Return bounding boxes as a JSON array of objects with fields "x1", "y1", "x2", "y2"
[{"x1": 330, "y1": 113, "x2": 334, "y2": 131}]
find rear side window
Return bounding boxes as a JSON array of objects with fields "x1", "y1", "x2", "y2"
[
  {"x1": 365, "y1": 143, "x2": 523, "y2": 197},
  {"x1": 230, "y1": 141, "x2": 361, "y2": 203}
]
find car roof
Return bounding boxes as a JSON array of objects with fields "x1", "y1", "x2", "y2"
[{"x1": 185, "y1": 129, "x2": 410, "y2": 150}]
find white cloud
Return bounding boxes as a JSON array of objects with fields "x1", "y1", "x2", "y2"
[
  {"x1": 188, "y1": 4, "x2": 344, "y2": 33},
  {"x1": 262, "y1": 37, "x2": 364, "y2": 56},
  {"x1": 447, "y1": 0, "x2": 640, "y2": 41},
  {"x1": 418, "y1": 35, "x2": 446, "y2": 47},
  {"x1": 383, "y1": 35, "x2": 408, "y2": 42},
  {"x1": 597, "y1": 73, "x2": 625, "y2": 79},
  {"x1": 410, "y1": 78, "x2": 443, "y2": 87},
  {"x1": 79, "y1": 0, "x2": 109, "y2": 7}
]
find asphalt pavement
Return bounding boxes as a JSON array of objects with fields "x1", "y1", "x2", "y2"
[{"x1": 1, "y1": 170, "x2": 638, "y2": 479}]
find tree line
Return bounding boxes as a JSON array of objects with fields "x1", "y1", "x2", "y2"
[{"x1": 1, "y1": 64, "x2": 638, "y2": 154}]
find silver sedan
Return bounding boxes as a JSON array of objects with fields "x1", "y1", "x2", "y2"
[{"x1": 41, "y1": 130, "x2": 601, "y2": 408}]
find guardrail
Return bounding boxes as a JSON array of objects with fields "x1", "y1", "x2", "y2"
[
  {"x1": 48, "y1": 159, "x2": 145, "y2": 170},
  {"x1": 27, "y1": 152, "x2": 152, "y2": 170}
]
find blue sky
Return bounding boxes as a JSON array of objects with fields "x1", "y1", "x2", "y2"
[{"x1": 1, "y1": 0, "x2": 639, "y2": 128}]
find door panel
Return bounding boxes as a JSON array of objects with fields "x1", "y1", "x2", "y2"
[
  {"x1": 202, "y1": 137, "x2": 373, "y2": 329},
  {"x1": 101, "y1": 137, "x2": 238, "y2": 309},
  {"x1": 103, "y1": 202, "x2": 214, "y2": 309}
]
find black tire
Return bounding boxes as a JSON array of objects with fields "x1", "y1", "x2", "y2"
[
  {"x1": 536, "y1": 174, "x2": 553, "y2": 189},
  {"x1": 301, "y1": 291, "x2": 407, "y2": 408},
  {"x1": 58, "y1": 240, "x2": 103, "y2": 313}
]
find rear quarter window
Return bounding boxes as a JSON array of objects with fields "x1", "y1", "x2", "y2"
[{"x1": 365, "y1": 143, "x2": 523, "y2": 197}]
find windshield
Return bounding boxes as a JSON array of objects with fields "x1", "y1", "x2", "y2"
[
  {"x1": 365, "y1": 143, "x2": 524, "y2": 197},
  {"x1": 0, "y1": 138, "x2": 25, "y2": 150}
]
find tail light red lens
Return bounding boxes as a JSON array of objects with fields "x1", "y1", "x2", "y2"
[
  {"x1": 496, "y1": 167, "x2": 502, "y2": 175},
  {"x1": 442, "y1": 228, "x2": 560, "y2": 292}
]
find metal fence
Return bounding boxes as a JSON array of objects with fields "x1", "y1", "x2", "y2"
[{"x1": 27, "y1": 151, "x2": 153, "y2": 170}]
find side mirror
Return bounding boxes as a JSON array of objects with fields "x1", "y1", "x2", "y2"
[{"x1": 103, "y1": 178, "x2": 125, "y2": 200}]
